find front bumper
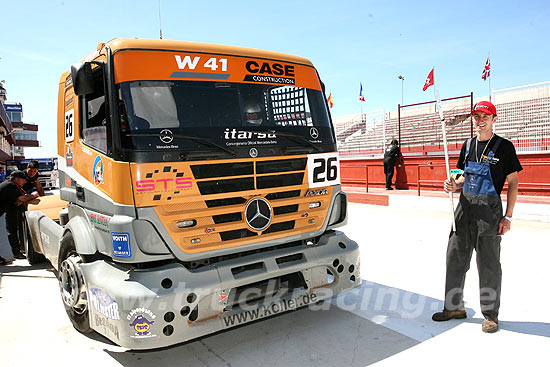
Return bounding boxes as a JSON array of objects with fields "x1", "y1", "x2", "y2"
[{"x1": 80, "y1": 230, "x2": 360, "y2": 349}]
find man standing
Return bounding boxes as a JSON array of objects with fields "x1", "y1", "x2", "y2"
[
  {"x1": 22, "y1": 160, "x2": 46, "y2": 196},
  {"x1": 432, "y1": 101, "x2": 522, "y2": 333},
  {"x1": 0, "y1": 165, "x2": 5, "y2": 182},
  {"x1": 0, "y1": 171, "x2": 40, "y2": 260},
  {"x1": 383, "y1": 139, "x2": 401, "y2": 190}
]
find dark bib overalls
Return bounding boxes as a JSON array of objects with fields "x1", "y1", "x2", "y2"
[{"x1": 444, "y1": 137, "x2": 503, "y2": 319}]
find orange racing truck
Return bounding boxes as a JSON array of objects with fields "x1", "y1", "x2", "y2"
[{"x1": 25, "y1": 38, "x2": 360, "y2": 349}]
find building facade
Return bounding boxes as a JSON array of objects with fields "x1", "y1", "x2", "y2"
[
  {"x1": 4, "y1": 103, "x2": 39, "y2": 159},
  {"x1": 0, "y1": 81, "x2": 16, "y2": 162}
]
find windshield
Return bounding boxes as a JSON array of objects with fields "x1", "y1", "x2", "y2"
[
  {"x1": 118, "y1": 80, "x2": 335, "y2": 160},
  {"x1": 17, "y1": 161, "x2": 54, "y2": 171},
  {"x1": 38, "y1": 162, "x2": 54, "y2": 171}
]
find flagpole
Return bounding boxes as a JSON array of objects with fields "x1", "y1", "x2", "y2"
[
  {"x1": 433, "y1": 71, "x2": 456, "y2": 232},
  {"x1": 488, "y1": 52, "x2": 491, "y2": 101}
]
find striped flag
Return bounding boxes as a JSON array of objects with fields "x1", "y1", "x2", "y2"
[
  {"x1": 482, "y1": 56, "x2": 490, "y2": 80},
  {"x1": 327, "y1": 92, "x2": 334, "y2": 108},
  {"x1": 359, "y1": 83, "x2": 365, "y2": 101}
]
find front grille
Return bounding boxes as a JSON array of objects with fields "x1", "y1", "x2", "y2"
[
  {"x1": 257, "y1": 173, "x2": 304, "y2": 189},
  {"x1": 197, "y1": 177, "x2": 254, "y2": 195},
  {"x1": 256, "y1": 158, "x2": 306, "y2": 174},
  {"x1": 191, "y1": 162, "x2": 253, "y2": 179},
  {"x1": 213, "y1": 212, "x2": 242, "y2": 224},
  {"x1": 265, "y1": 190, "x2": 301, "y2": 201},
  {"x1": 152, "y1": 156, "x2": 334, "y2": 254},
  {"x1": 273, "y1": 204, "x2": 299, "y2": 215},
  {"x1": 220, "y1": 228, "x2": 257, "y2": 241},
  {"x1": 263, "y1": 221, "x2": 295, "y2": 234},
  {"x1": 205, "y1": 197, "x2": 247, "y2": 208}
]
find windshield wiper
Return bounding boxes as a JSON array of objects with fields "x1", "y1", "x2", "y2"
[
  {"x1": 268, "y1": 130, "x2": 322, "y2": 153},
  {"x1": 126, "y1": 133, "x2": 237, "y2": 157}
]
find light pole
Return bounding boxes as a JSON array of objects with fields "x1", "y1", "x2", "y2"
[{"x1": 397, "y1": 75, "x2": 404, "y2": 106}]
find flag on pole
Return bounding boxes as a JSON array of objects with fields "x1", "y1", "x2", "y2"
[
  {"x1": 482, "y1": 56, "x2": 491, "y2": 80},
  {"x1": 359, "y1": 83, "x2": 365, "y2": 101},
  {"x1": 327, "y1": 92, "x2": 334, "y2": 108},
  {"x1": 423, "y1": 68, "x2": 434, "y2": 91}
]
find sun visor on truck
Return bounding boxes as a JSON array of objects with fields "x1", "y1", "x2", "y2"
[{"x1": 112, "y1": 50, "x2": 322, "y2": 91}]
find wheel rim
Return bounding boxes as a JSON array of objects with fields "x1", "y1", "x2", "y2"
[{"x1": 59, "y1": 254, "x2": 87, "y2": 314}]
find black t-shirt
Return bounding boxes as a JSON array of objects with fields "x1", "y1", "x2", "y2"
[
  {"x1": 457, "y1": 134, "x2": 523, "y2": 195},
  {"x1": 384, "y1": 144, "x2": 400, "y2": 161},
  {"x1": 22, "y1": 172, "x2": 38, "y2": 193},
  {"x1": 0, "y1": 180, "x2": 24, "y2": 216}
]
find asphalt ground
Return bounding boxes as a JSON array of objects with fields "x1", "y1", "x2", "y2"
[{"x1": 1, "y1": 201, "x2": 549, "y2": 366}]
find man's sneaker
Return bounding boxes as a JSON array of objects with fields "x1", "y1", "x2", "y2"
[
  {"x1": 482, "y1": 317, "x2": 499, "y2": 333},
  {"x1": 432, "y1": 309, "x2": 467, "y2": 322},
  {"x1": 13, "y1": 252, "x2": 26, "y2": 260}
]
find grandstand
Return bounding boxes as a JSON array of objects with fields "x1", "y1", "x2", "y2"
[
  {"x1": 334, "y1": 81, "x2": 550, "y2": 157},
  {"x1": 493, "y1": 81, "x2": 550, "y2": 153}
]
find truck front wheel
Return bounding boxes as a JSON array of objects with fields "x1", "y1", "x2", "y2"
[{"x1": 58, "y1": 232, "x2": 93, "y2": 333}]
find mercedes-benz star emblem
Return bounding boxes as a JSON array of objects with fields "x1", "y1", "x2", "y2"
[
  {"x1": 245, "y1": 198, "x2": 272, "y2": 231},
  {"x1": 160, "y1": 129, "x2": 174, "y2": 144},
  {"x1": 249, "y1": 147, "x2": 258, "y2": 158},
  {"x1": 310, "y1": 127, "x2": 319, "y2": 139}
]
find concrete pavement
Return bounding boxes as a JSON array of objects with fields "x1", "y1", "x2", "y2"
[{"x1": 1, "y1": 201, "x2": 549, "y2": 366}]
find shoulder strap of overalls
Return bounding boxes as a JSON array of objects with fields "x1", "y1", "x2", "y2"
[{"x1": 464, "y1": 138, "x2": 474, "y2": 166}]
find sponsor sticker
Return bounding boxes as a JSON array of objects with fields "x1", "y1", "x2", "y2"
[
  {"x1": 66, "y1": 145, "x2": 73, "y2": 166},
  {"x1": 221, "y1": 292, "x2": 318, "y2": 328},
  {"x1": 94, "y1": 314, "x2": 120, "y2": 340},
  {"x1": 305, "y1": 188, "x2": 329, "y2": 197},
  {"x1": 90, "y1": 212, "x2": 111, "y2": 233},
  {"x1": 450, "y1": 169, "x2": 463, "y2": 180},
  {"x1": 90, "y1": 288, "x2": 120, "y2": 320},
  {"x1": 127, "y1": 308, "x2": 157, "y2": 338},
  {"x1": 112, "y1": 232, "x2": 131, "y2": 258},
  {"x1": 93, "y1": 155, "x2": 104, "y2": 186}
]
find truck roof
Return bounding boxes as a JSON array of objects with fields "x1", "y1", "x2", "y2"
[
  {"x1": 59, "y1": 38, "x2": 317, "y2": 85},
  {"x1": 104, "y1": 38, "x2": 315, "y2": 67}
]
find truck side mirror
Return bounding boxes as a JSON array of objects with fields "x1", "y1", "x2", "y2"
[{"x1": 71, "y1": 62, "x2": 96, "y2": 96}]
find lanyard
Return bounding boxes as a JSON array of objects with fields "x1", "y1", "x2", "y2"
[{"x1": 475, "y1": 134, "x2": 494, "y2": 163}]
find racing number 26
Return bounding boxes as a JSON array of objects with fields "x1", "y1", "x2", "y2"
[
  {"x1": 313, "y1": 157, "x2": 338, "y2": 183},
  {"x1": 307, "y1": 152, "x2": 340, "y2": 188},
  {"x1": 65, "y1": 109, "x2": 75, "y2": 143}
]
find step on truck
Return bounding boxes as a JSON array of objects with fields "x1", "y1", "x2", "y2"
[{"x1": 25, "y1": 38, "x2": 360, "y2": 349}]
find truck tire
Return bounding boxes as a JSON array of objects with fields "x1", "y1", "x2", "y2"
[
  {"x1": 58, "y1": 232, "x2": 93, "y2": 333},
  {"x1": 23, "y1": 216, "x2": 46, "y2": 265}
]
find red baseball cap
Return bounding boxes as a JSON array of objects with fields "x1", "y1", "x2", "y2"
[{"x1": 472, "y1": 101, "x2": 497, "y2": 115}]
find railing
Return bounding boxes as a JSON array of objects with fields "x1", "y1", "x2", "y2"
[{"x1": 341, "y1": 161, "x2": 550, "y2": 196}]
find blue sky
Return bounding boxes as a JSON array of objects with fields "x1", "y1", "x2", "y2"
[{"x1": 2, "y1": 0, "x2": 549, "y2": 157}]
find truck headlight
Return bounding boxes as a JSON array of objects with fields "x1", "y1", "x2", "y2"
[
  {"x1": 132, "y1": 220, "x2": 171, "y2": 255},
  {"x1": 328, "y1": 193, "x2": 347, "y2": 226}
]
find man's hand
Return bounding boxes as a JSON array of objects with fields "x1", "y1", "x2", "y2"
[
  {"x1": 498, "y1": 217, "x2": 511, "y2": 236},
  {"x1": 444, "y1": 175, "x2": 465, "y2": 193},
  {"x1": 444, "y1": 178, "x2": 458, "y2": 192}
]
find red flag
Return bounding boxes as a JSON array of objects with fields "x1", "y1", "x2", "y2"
[
  {"x1": 359, "y1": 83, "x2": 365, "y2": 101},
  {"x1": 423, "y1": 68, "x2": 434, "y2": 91},
  {"x1": 327, "y1": 92, "x2": 334, "y2": 108}
]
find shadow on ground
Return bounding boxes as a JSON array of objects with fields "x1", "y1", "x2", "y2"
[
  {"x1": 105, "y1": 303, "x2": 419, "y2": 367},
  {"x1": 332, "y1": 281, "x2": 550, "y2": 340}
]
